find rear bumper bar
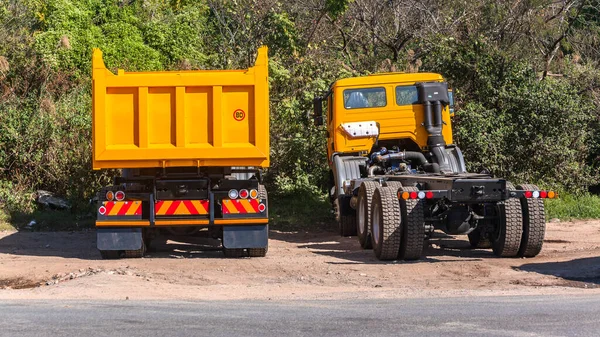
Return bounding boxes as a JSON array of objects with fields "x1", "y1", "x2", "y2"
[{"x1": 96, "y1": 218, "x2": 268, "y2": 227}]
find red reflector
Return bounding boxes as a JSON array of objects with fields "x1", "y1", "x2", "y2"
[
  {"x1": 98, "y1": 206, "x2": 107, "y2": 215},
  {"x1": 540, "y1": 191, "x2": 548, "y2": 198},
  {"x1": 258, "y1": 203, "x2": 266, "y2": 213},
  {"x1": 425, "y1": 191, "x2": 434, "y2": 199},
  {"x1": 115, "y1": 191, "x2": 125, "y2": 201},
  {"x1": 524, "y1": 191, "x2": 533, "y2": 198},
  {"x1": 409, "y1": 191, "x2": 418, "y2": 199}
]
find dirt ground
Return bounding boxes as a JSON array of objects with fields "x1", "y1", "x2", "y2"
[{"x1": 0, "y1": 220, "x2": 599, "y2": 301}]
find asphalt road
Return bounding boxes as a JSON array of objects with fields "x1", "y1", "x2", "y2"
[{"x1": 1, "y1": 295, "x2": 599, "y2": 337}]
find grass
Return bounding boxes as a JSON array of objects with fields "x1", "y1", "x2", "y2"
[
  {"x1": 268, "y1": 190, "x2": 336, "y2": 232},
  {"x1": 545, "y1": 193, "x2": 600, "y2": 221},
  {"x1": 0, "y1": 207, "x2": 95, "y2": 231},
  {"x1": 0, "y1": 208, "x2": 14, "y2": 231}
]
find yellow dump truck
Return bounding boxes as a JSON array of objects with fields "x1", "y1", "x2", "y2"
[{"x1": 92, "y1": 47, "x2": 269, "y2": 259}]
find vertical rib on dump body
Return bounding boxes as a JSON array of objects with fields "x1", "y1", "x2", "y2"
[{"x1": 92, "y1": 47, "x2": 269, "y2": 169}]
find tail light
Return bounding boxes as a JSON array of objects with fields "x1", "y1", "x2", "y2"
[
  {"x1": 523, "y1": 190, "x2": 557, "y2": 199},
  {"x1": 228, "y1": 189, "x2": 239, "y2": 199},
  {"x1": 115, "y1": 191, "x2": 125, "y2": 201},
  {"x1": 399, "y1": 191, "x2": 421, "y2": 200},
  {"x1": 425, "y1": 191, "x2": 434, "y2": 199},
  {"x1": 239, "y1": 189, "x2": 249, "y2": 199}
]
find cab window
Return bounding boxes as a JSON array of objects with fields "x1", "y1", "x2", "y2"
[
  {"x1": 343, "y1": 87, "x2": 386, "y2": 109},
  {"x1": 395, "y1": 85, "x2": 418, "y2": 106}
]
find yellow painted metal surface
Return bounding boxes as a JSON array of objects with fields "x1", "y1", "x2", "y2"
[
  {"x1": 95, "y1": 219, "x2": 268, "y2": 227},
  {"x1": 327, "y1": 72, "x2": 453, "y2": 158},
  {"x1": 92, "y1": 47, "x2": 269, "y2": 169}
]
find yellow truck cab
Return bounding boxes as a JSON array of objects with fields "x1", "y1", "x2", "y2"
[
  {"x1": 314, "y1": 72, "x2": 555, "y2": 261},
  {"x1": 92, "y1": 47, "x2": 270, "y2": 259}
]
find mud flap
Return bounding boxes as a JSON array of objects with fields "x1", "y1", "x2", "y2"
[
  {"x1": 97, "y1": 228, "x2": 143, "y2": 251},
  {"x1": 222, "y1": 225, "x2": 268, "y2": 249}
]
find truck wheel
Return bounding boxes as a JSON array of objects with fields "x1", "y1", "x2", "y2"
[
  {"x1": 384, "y1": 181, "x2": 403, "y2": 190},
  {"x1": 248, "y1": 246, "x2": 268, "y2": 257},
  {"x1": 223, "y1": 248, "x2": 247, "y2": 258},
  {"x1": 398, "y1": 186, "x2": 425, "y2": 260},
  {"x1": 517, "y1": 184, "x2": 546, "y2": 257},
  {"x1": 357, "y1": 181, "x2": 379, "y2": 249},
  {"x1": 492, "y1": 182, "x2": 523, "y2": 257},
  {"x1": 99, "y1": 250, "x2": 120, "y2": 259},
  {"x1": 371, "y1": 187, "x2": 401, "y2": 260},
  {"x1": 468, "y1": 228, "x2": 492, "y2": 248},
  {"x1": 124, "y1": 241, "x2": 146, "y2": 258},
  {"x1": 340, "y1": 215, "x2": 357, "y2": 237}
]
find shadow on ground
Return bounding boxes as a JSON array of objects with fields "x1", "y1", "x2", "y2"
[
  {"x1": 0, "y1": 231, "x2": 236, "y2": 260},
  {"x1": 272, "y1": 230, "x2": 493, "y2": 264},
  {"x1": 518, "y1": 257, "x2": 600, "y2": 285}
]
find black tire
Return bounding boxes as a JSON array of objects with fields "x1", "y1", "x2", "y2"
[
  {"x1": 340, "y1": 215, "x2": 357, "y2": 236},
  {"x1": 124, "y1": 241, "x2": 146, "y2": 258},
  {"x1": 248, "y1": 247, "x2": 268, "y2": 257},
  {"x1": 384, "y1": 181, "x2": 403, "y2": 190},
  {"x1": 468, "y1": 227, "x2": 492, "y2": 249},
  {"x1": 492, "y1": 182, "x2": 523, "y2": 257},
  {"x1": 398, "y1": 186, "x2": 425, "y2": 260},
  {"x1": 371, "y1": 187, "x2": 402, "y2": 261},
  {"x1": 357, "y1": 181, "x2": 379, "y2": 249},
  {"x1": 99, "y1": 250, "x2": 120, "y2": 259},
  {"x1": 223, "y1": 248, "x2": 247, "y2": 258},
  {"x1": 517, "y1": 184, "x2": 546, "y2": 257}
]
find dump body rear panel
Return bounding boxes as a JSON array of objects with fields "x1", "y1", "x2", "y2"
[{"x1": 92, "y1": 47, "x2": 269, "y2": 169}]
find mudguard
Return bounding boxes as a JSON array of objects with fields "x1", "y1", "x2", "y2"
[
  {"x1": 223, "y1": 225, "x2": 268, "y2": 249},
  {"x1": 97, "y1": 228, "x2": 143, "y2": 251}
]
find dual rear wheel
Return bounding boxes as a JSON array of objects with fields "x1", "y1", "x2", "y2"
[
  {"x1": 369, "y1": 185, "x2": 424, "y2": 261},
  {"x1": 358, "y1": 181, "x2": 546, "y2": 260}
]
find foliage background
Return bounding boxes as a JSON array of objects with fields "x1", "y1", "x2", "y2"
[{"x1": 0, "y1": 0, "x2": 599, "y2": 227}]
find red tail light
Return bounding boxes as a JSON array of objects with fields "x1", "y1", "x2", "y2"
[{"x1": 115, "y1": 191, "x2": 125, "y2": 201}]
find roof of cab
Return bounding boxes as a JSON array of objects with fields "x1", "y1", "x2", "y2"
[{"x1": 332, "y1": 72, "x2": 444, "y2": 88}]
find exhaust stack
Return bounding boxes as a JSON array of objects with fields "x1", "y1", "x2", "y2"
[{"x1": 417, "y1": 82, "x2": 453, "y2": 173}]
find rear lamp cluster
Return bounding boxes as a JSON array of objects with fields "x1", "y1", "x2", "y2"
[
  {"x1": 399, "y1": 191, "x2": 430, "y2": 200},
  {"x1": 228, "y1": 189, "x2": 259, "y2": 200},
  {"x1": 397, "y1": 190, "x2": 558, "y2": 200},
  {"x1": 105, "y1": 190, "x2": 125, "y2": 201},
  {"x1": 524, "y1": 190, "x2": 557, "y2": 199}
]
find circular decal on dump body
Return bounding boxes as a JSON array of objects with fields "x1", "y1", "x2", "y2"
[{"x1": 233, "y1": 109, "x2": 246, "y2": 121}]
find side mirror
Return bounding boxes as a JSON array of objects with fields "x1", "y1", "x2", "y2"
[
  {"x1": 313, "y1": 96, "x2": 323, "y2": 126},
  {"x1": 448, "y1": 89, "x2": 455, "y2": 116}
]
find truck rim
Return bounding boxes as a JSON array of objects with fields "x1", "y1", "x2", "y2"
[
  {"x1": 358, "y1": 195, "x2": 366, "y2": 235},
  {"x1": 372, "y1": 201, "x2": 381, "y2": 246}
]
